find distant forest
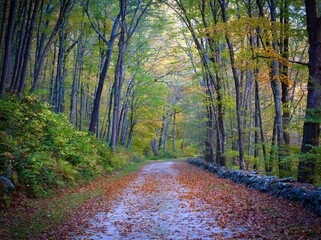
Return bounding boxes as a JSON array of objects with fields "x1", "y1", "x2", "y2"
[{"x1": 1, "y1": 0, "x2": 321, "y2": 186}]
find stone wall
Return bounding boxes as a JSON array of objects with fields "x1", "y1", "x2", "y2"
[{"x1": 187, "y1": 158, "x2": 321, "y2": 216}]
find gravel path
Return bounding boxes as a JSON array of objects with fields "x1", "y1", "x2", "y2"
[
  {"x1": 70, "y1": 161, "x2": 321, "y2": 239},
  {"x1": 74, "y1": 161, "x2": 243, "y2": 239}
]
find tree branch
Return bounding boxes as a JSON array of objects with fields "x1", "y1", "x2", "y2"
[
  {"x1": 252, "y1": 55, "x2": 308, "y2": 66},
  {"x1": 81, "y1": 0, "x2": 109, "y2": 45}
]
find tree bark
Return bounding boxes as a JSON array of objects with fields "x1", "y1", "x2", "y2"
[
  {"x1": 17, "y1": 0, "x2": 41, "y2": 99},
  {"x1": 205, "y1": 76, "x2": 215, "y2": 163},
  {"x1": 269, "y1": 0, "x2": 286, "y2": 177},
  {"x1": 11, "y1": 0, "x2": 29, "y2": 93},
  {"x1": 0, "y1": 0, "x2": 9, "y2": 75},
  {"x1": 151, "y1": 139, "x2": 158, "y2": 156},
  {"x1": 219, "y1": 0, "x2": 246, "y2": 170},
  {"x1": 0, "y1": 0, "x2": 17, "y2": 96},
  {"x1": 172, "y1": 111, "x2": 176, "y2": 152},
  {"x1": 88, "y1": 14, "x2": 120, "y2": 133},
  {"x1": 158, "y1": 114, "x2": 165, "y2": 149},
  {"x1": 110, "y1": 1, "x2": 126, "y2": 149},
  {"x1": 280, "y1": 0, "x2": 291, "y2": 173},
  {"x1": 54, "y1": 23, "x2": 67, "y2": 113},
  {"x1": 70, "y1": 38, "x2": 82, "y2": 124},
  {"x1": 49, "y1": 41, "x2": 57, "y2": 109},
  {"x1": 298, "y1": 0, "x2": 321, "y2": 184},
  {"x1": 163, "y1": 116, "x2": 171, "y2": 152},
  {"x1": 30, "y1": 0, "x2": 71, "y2": 93}
]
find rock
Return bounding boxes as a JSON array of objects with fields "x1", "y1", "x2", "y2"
[
  {"x1": 279, "y1": 177, "x2": 296, "y2": 182},
  {"x1": 0, "y1": 176, "x2": 15, "y2": 191}
]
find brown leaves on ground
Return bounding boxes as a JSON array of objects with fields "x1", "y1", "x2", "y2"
[
  {"x1": 174, "y1": 162, "x2": 321, "y2": 239},
  {"x1": 67, "y1": 161, "x2": 321, "y2": 239},
  {"x1": 2, "y1": 161, "x2": 321, "y2": 239},
  {"x1": 0, "y1": 170, "x2": 140, "y2": 239},
  {"x1": 41, "y1": 172, "x2": 140, "y2": 239}
]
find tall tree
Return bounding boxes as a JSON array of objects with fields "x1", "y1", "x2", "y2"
[
  {"x1": 30, "y1": 0, "x2": 72, "y2": 94},
  {"x1": 298, "y1": 0, "x2": 321, "y2": 184},
  {"x1": 85, "y1": 1, "x2": 120, "y2": 134},
  {"x1": 0, "y1": 0, "x2": 17, "y2": 96},
  {"x1": 219, "y1": 0, "x2": 246, "y2": 169},
  {"x1": 109, "y1": 0, "x2": 152, "y2": 149},
  {"x1": 17, "y1": 0, "x2": 41, "y2": 98}
]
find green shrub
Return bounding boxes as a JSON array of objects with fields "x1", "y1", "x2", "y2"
[{"x1": 0, "y1": 96, "x2": 116, "y2": 197}]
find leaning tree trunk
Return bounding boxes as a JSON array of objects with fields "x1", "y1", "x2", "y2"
[
  {"x1": 10, "y1": 0, "x2": 28, "y2": 93},
  {"x1": 0, "y1": 0, "x2": 17, "y2": 96},
  {"x1": 17, "y1": 0, "x2": 41, "y2": 99},
  {"x1": 298, "y1": 0, "x2": 321, "y2": 184},
  {"x1": 30, "y1": 0, "x2": 71, "y2": 93},
  {"x1": 88, "y1": 15, "x2": 120, "y2": 134}
]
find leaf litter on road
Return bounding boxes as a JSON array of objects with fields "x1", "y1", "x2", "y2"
[{"x1": 55, "y1": 161, "x2": 321, "y2": 239}]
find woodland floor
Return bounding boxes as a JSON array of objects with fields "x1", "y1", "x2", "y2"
[
  {"x1": 60, "y1": 161, "x2": 321, "y2": 239},
  {"x1": 2, "y1": 160, "x2": 321, "y2": 239}
]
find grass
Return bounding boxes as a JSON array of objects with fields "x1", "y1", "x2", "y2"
[{"x1": 0, "y1": 159, "x2": 148, "y2": 239}]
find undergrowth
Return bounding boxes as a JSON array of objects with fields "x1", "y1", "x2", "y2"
[
  {"x1": 0, "y1": 96, "x2": 136, "y2": 199},
  {"x1": 0, "y1": 160, "x2": 147, "y2": 239}
]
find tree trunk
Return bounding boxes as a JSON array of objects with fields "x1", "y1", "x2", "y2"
[
  {"x1": 34, "y1": 1, "x2": 46, "y2": 81},
  {"x1": 17, "y1": 0, "x2": 41, "y2": 99},
  {"x1": 106, "y1": 85, "x2": 114, "y2": 143},
  {"x1": 172, "y1": 111, "x2": 176, "y2": 152},
  {"x1": 205, "y1": 80, "x2": 215, "y2": 163},
  {"x1": 216, "y1": 72, "x2": 226, "y2": 166},
  {"x1": 0, "y1": 0, "x2": 17, "y2": 96},
  {"x1": 270, "y1": 0, "x2": 286, "y2": 177},
  {"x1": 281, "y1": 0, "x2": 291, "y2": 173},
  {"x1": 126, "y1": 121, "x2": 136, "y2": 149},
  {"x1": 49, "y1": 41, "x2": 57, "y2": 109},
  {"x1": 0, "y1": 1, "x2": 9, "y2": 75},
  {"x1": 70, "y1": 39, "x2": 81, "y2": 124},
  {"x1": 219, "y1": 0, "x2": 246, "y2": 170},
  {"x1": 254, "y1": 78, "x2": 267, "y2": 164},
  {"x1": 110, "y1": 2, "x2": 126, "y2": 149},
  {"x1": 151, "y1": 139, "x2": 158, "y2": 156},
  {"x1": 9, "y1": 0, "x2": 27, "y2": 93},
  {"x1": 298, "y1": 0, "x2": 321, "y2": 184},
  {"x1": 158, "y1": 114, "x2": 165, "y2": 149},
  {"x1": 54, "y1": 23, "x2": 66, "y2": 113},
  {"x1": 30, "y1": 0, "x2": 71, "y2": 93},
  {"x1": 79, "y1": 84, "x2": 84, "y2": 131},
  {"x1": 269, "y1": 117, "x2": 277, "y2": 173},
  {"x1": 120, "y1": 101, "x2": 129, "y2": 146},
  {"x1": 88, "y1": 15, "x2": 120, "y2": 133},
  {"x1": 163, "y1": 116, "x2": 171, "y2": 152}
]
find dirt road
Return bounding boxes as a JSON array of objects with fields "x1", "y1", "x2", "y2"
[{"x1": 69, "y1": 161, "x2": 321, "y2": 239}]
